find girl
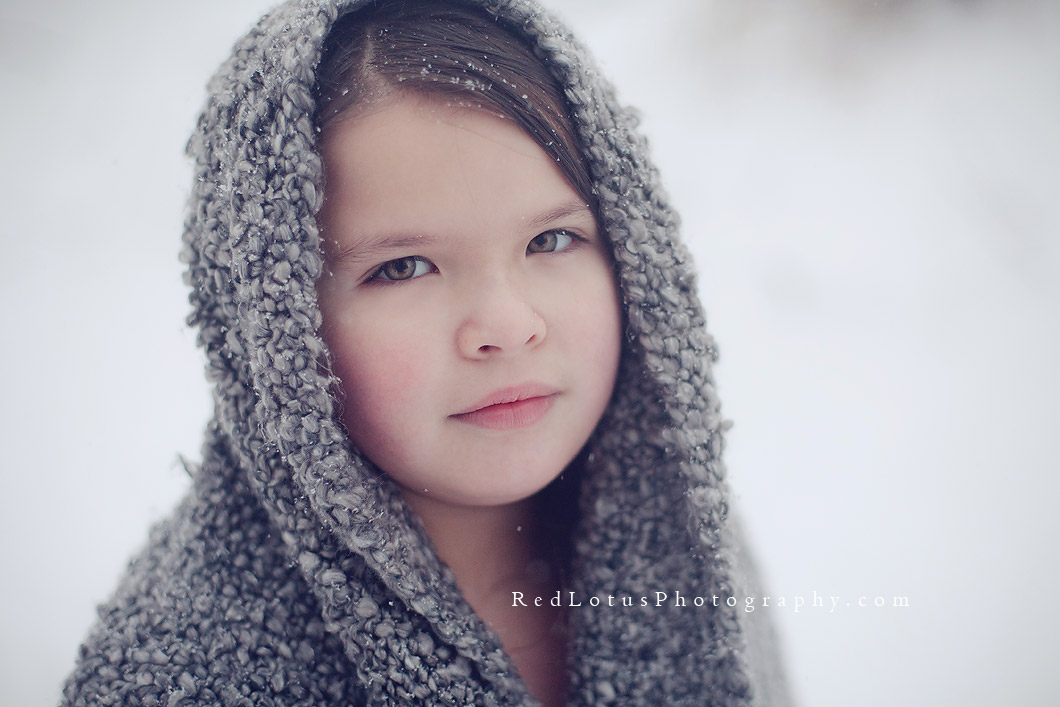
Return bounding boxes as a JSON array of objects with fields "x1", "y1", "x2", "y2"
[{"x1": 63, "y1": 1, "x2": 788, "y2": 705}]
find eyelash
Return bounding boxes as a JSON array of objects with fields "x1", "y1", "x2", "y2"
[
  {"x1": 365, "y1": 229, "x2": 585, "y2": 285},
  {"x1": 368, "y1": 256, "x2": 435, "y2": 283}
]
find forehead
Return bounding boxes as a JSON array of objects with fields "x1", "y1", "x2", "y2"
[{"x1": 317, "y1": 94, "x2": 583, "y2": 245}]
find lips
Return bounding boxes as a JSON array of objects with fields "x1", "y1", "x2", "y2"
[{"x1": 451, "y1": 383, "x2": 559, "y2": 430}]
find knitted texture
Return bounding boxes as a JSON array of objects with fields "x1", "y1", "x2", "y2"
[{"x1": 62, "y1": 0, "x2": 789, "y2": 704}]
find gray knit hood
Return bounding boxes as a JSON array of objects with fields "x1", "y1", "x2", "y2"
[{"x1": 63, "y1": 0, "x2": 788, "y2": 704}]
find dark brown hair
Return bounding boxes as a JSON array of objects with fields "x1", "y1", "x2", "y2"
[{"x1": 313, "y1": 0, "x2": 595, "y2": 208}]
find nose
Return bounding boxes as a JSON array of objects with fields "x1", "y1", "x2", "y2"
[{"x1": 455, "y1": 278, "x2": 546, "y2": 359}]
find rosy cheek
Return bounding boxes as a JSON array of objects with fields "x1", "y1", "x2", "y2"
[
  {"x1": 333, "y1": 332, "x2": 425, "y2": 431},
  {"x1": 576, "y1": 276, "x2": 622, "y2": 361}
]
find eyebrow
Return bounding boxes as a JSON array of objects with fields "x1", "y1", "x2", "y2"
[
  {"x1": 327, "y1": 232, "x2": 438, "y2": 267},
  {"x1": 325, "y1": 199, "x2": 593, "y2": 266},
  {"x1": 525, "y1": 199, "x2": 594, "y2": 229}
]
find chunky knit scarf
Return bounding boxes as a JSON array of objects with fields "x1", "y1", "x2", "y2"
[{"x1": 62, "y1": 0, "x2": 789, "y2": 704}]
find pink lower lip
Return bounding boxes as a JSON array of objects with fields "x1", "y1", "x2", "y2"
[{"x1": 452, "y1": 394, "x2": 556, "y2": 430}]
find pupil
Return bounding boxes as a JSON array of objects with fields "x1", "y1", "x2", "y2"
[
  {"x1": 388, "y1": 258, "x2": 414, "y2": 279},
  {"x1": 534, "y1": 232, "x2": 556, "y2": 252}
]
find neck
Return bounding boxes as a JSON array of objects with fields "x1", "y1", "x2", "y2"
[
  {"x1": 401, "y1": 490, "x2": 569, "y2": 707},
  {"x1": 401, "y1": 492, "x2": 555, "y2": 608}
]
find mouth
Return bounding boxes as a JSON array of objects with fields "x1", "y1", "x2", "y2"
[{"x1": 451, "y1": 384, "x2": 559, "y2": 430}]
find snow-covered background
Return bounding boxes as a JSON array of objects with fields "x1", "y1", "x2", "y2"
[{"x1": 2, "y1": 0, "x2": 1057, "y2": 704}]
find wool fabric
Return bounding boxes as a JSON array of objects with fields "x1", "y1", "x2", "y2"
[{"x1": 62, "y1": 0, "x2": 791, "y2": 704}]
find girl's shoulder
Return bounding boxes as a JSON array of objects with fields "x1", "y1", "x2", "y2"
[{"x1": 61, "y1": 480, "x2": 362, "y2": 706}]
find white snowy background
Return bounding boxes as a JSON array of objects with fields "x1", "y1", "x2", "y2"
[{"x1": 2, "y1": 0, "x2": 1057, "y2": 704}]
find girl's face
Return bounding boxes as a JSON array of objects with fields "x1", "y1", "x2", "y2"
[{"x1": 316, "y1": 94, "x2": 622, "y2": 509}]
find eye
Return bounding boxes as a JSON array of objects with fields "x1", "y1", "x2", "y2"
[
  {"x1": 527, "y1": 229, "x2": 576, "y2": 254},
  {"x1": 371, "y1": 256, "x2": 434, "y2": 282}
]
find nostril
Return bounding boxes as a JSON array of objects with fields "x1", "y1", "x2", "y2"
[{"x1": 457, "y1": 302, "x2": 546, "y2": 358}]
